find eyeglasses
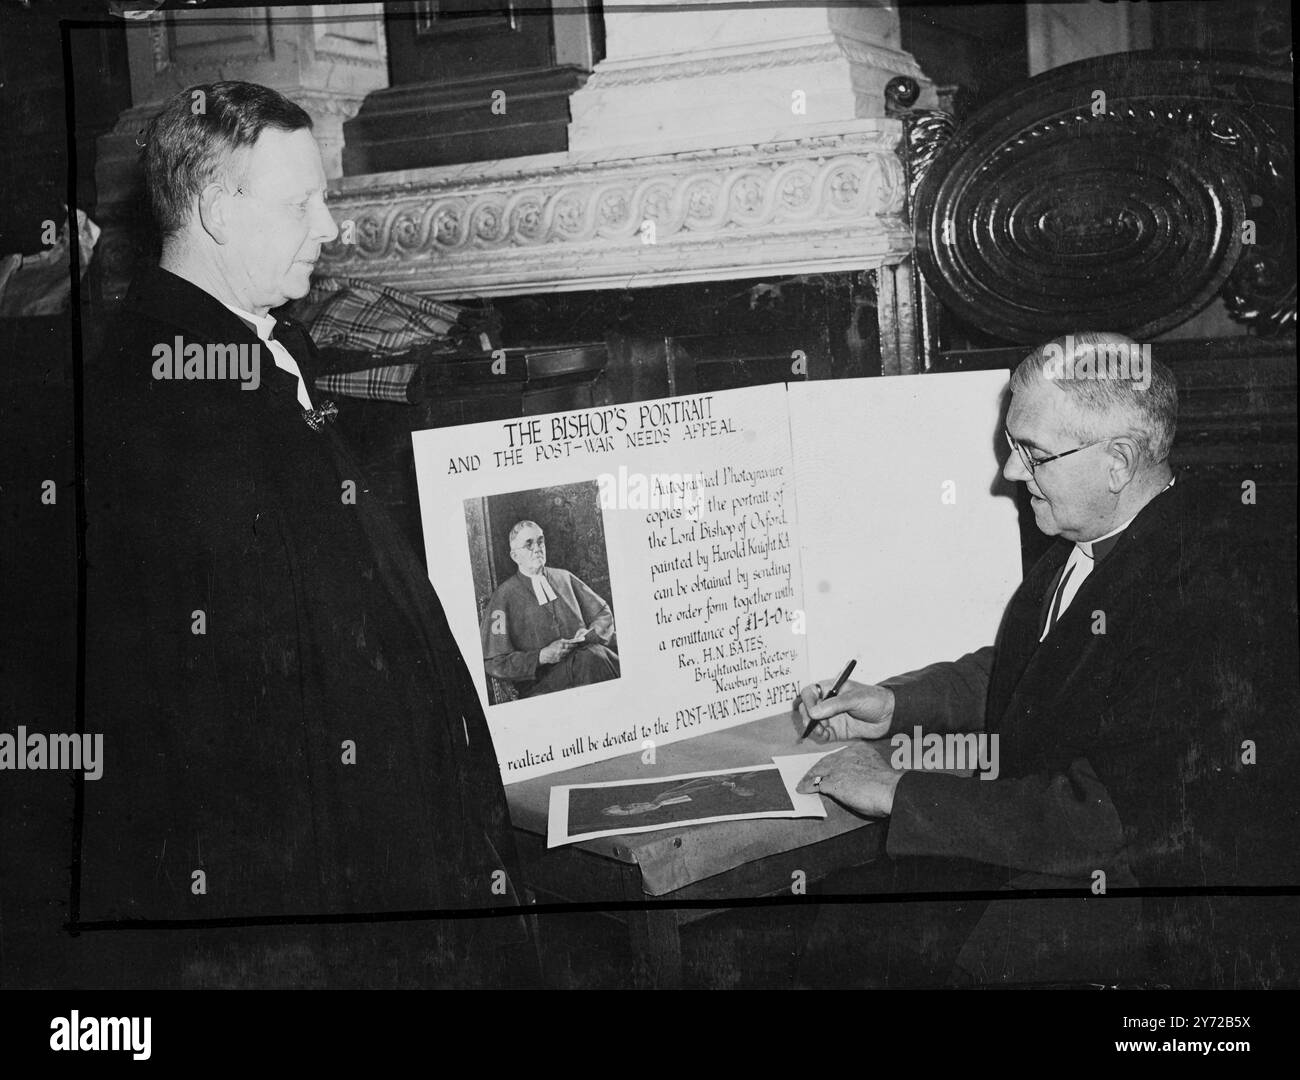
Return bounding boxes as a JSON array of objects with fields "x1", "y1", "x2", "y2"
[
  {"x1": 1004, "y1": 429, "x2": 1107, "y2": 476},
  {"x1": 513, "y1": 537, "x2": 546, "y2": 552}
]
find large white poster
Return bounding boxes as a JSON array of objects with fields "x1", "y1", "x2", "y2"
[{"x1": 413, "y1": 371, "x2": 1021, "y2": 783}]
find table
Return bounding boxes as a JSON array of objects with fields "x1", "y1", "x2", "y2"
[{"x1": 505, "y1": 711, "x2": 884, "y2": 986}]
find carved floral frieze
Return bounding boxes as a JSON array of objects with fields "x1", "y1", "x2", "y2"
[{"x1": 318, "y1": 123, "x2": 911, "y2": 296}]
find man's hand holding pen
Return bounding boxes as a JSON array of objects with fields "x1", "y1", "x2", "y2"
[
  {"x1": 793, "y1": 679, "x2": 897, "y2": 743},
  {"x1": 794, "y1": 677, "x2": 902, "y2": 817}
]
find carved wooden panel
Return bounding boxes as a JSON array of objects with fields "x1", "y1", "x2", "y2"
[
  {"x1": 910, "y1": 51, "x2": 1294, "y2": 342},
  {"x1": 384, "y1": 0, "x2": 553, "y2": 85}
]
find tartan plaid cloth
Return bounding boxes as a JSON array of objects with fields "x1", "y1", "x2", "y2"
[
  {"x1": 315, "y1": 363, "x2": 421, "y2": 404},
  {"x1": 303, "y1": 275, "x2": 482, "y2": 355},
  {"x1": 294, "y1": 276, "x2": 501, "y2": 402}
]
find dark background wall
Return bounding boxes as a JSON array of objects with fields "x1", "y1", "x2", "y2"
[{"x1": 0, "y1": 2, "x2": 129, "y2": 258}]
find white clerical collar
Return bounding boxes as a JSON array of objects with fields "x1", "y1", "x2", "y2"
[
  {"x1": 222, "y1": 301, "x2": 314, "y2": 411},
  {"x1": 1077, "y1": 476, "x2": 1175, "y2": 559},
  {"x1": 521, "y1": 568, "x2": 558, "y2": 605},
  {"x1": 225, "y1": 303, "x2": 277, "y2": 339}
]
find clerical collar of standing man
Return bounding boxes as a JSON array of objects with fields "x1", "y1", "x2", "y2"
[
  {"x1": 520, "y1": 567, "x2": 558, "y2": 605},
  {"x1": 222, "y1": 301, "x2": 315, "y2": 412}
]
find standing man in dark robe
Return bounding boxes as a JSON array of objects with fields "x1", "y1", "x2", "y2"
[
  {"x1": 80, "y1": 81, "x2": 536, "y2": 986},
  {"x1": 480, "y1": 520, "x2": 620, "y2": 698}
]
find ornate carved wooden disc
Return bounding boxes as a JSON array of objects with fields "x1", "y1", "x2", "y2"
[{"x1": 913, "y1": 52, "x2": 1294, "y2": 341}]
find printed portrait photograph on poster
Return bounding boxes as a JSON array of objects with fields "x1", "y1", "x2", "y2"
[{"x1": 467, "y1": 481, "x2": 621, "y2": 704}]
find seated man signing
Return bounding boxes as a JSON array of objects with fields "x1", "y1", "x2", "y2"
[
  {"x1": 794, "y1": 331, "x2": 1295, "y2": 987},
  {"x1": 480, "y1": 520, "x2": 620, "y2": 698}
]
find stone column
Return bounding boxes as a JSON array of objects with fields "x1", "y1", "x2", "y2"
[
  {"x1": 94, "y1": 4, "x2": 388, "y2": 300},
  {"x1": 567, "y1": 0, "x2": 934, "y2": 154}
]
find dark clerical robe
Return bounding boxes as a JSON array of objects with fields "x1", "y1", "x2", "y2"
[
  {"x1": 799, "y1": 480, "x2": 1298, "y2": 987},
  {"x1": 480, "y1": 568, "x2": 619, "y2": 697},
  {"x1": 79, "y1": 267, "x2": 533, "y2": 985}
]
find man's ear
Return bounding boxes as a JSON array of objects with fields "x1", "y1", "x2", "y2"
[
  {"x1": 1106, "y1": 436, "x2": 1140, "y2": 492},
  {"x1": 196, "y1": 183, "x2": 233, "y2": 244}
]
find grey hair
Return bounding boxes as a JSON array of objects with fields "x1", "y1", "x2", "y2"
[
  {"x1": 142, "y1": 81, "x2": 313, "y2": 237},
  {"x1": 1010, "y1": 330, "x2": 1179, "y2": 464},
  {"x1": 508, "y1": 520, "x2": 542, "y2": 548}
]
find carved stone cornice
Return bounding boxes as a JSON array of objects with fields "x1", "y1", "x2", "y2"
[
  {"x1": 583, "y1": 36, "x2": 927, "y2": 89},
  {"x1": 317, "y1": 120, "x2": 910, "y2": 297}
]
